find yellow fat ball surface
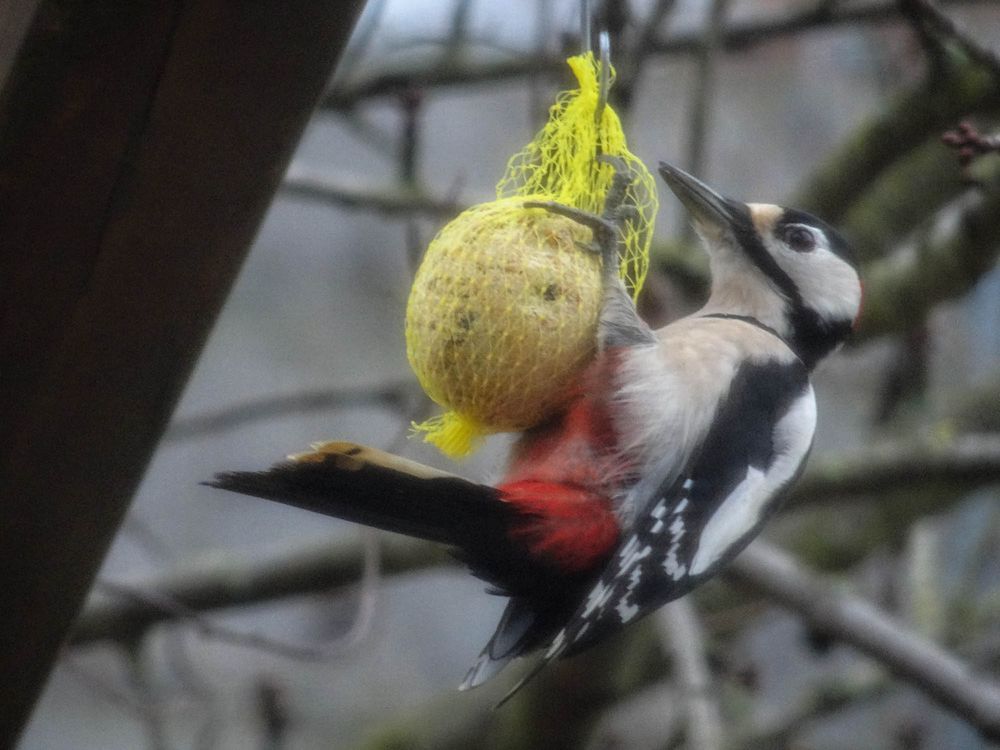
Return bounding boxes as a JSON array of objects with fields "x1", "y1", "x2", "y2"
[{"x1": 406, "y1": 197, "x2": 602, "y2": 435}]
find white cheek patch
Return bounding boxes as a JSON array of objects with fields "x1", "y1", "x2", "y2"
[
  {"x1": 769, "y1": 234, "x2": 861, "y2": 323},
  {"x1": 689, "y1": 386, "x2": 816, "y2": 575}
]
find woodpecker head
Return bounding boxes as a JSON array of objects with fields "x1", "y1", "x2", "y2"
[{"x1": 659, "y1": 163, "x2": 862, "y2": 370}]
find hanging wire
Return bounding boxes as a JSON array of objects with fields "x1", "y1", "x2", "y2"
[
  {"x1": 580, "y1": 0, "x2": 593, "y2": 54},
  {"x1": 596, "y1": 29, "x2": 611, "y2": 124},
  {"x1": 580, "y1": 0, "x2": 613, "y2": 124}
]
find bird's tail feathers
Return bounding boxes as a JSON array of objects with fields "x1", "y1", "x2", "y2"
[{"x1": 205, "y1": 441, "x2": 507, "y2": 549}]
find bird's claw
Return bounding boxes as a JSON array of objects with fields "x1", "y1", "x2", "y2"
[
  {"x1": 524, "y1": 157, "x2": 635, "y2": 274},
  {"x1": 525, "y1": 199, "x2": 618, "y2": 267},
  {"x1": 524, "y1": 201, "x2": 613, "y2": 234}
]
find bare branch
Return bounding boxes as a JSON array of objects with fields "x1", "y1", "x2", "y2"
[
  {"x1": 795, "y1": 57, "x2": 1000, "y2": 221},
  {"x1": 855, "y1": 169, "x2": 1000, "y2": 341},
  {"x1": 122, "y1": 642, "x2": 170, "y2": 750},
  {"x1": 729, "y1": 541, "x2": 1000, "y2": 741},
  {"x1": 788, "y1": 433, "x2": 1000, "y2": 505},
  {"x1": 93, "y1": 579, "x2": 341, "y2": 661},
  {"x1": 75, "y1": 433, "x2": 1000, "y2": 646},
  {"x1": 164, "y1": 381, "x2": 418, "y2": 443},
  {"x1": 73, "y1": 531, "x2": 1000, "y2": 739},
  {"x1": 280, "y1": 166, "x2": 464, "y2": 219},
  {"x1": 71, "y1": 536, "x2": 449, "y2": 646},
  {"x1": 899, "y1": 0, "x2": 1000, "y2": 78},
  {"x1": 613, "y1": 0, "x2": 678, "y2": 112},
  {"x1": 320, "y1": 0, "x2": 989, "y2": 111},
  {"x1": 658, "y1": 599, "x2": 724, "y2": 750},
  {"x1": 684, "y1": 0, "x2": 730, "y2": 180},
  {"x1": 681, "y1": 0, "x2": 730, "y2": 245},
  {"x1": 734, "y1": 668, "x2": 890, "y2": 750}
]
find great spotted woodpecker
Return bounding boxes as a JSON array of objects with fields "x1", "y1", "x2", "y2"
[{"x1": 208, "y1": 163, "x2": 862, "y2": 698}]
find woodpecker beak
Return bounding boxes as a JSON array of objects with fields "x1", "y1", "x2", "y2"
[{"x1": 658, "y1": 163, "x2": 745, "y2": 237}]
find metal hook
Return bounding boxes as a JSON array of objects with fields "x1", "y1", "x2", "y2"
[
  {"x1": 579, "y1": 2, "x2": 611, "y2": 124},
  {"x1": 596, "y1": 30, "x2": 611, "y2": 124}
]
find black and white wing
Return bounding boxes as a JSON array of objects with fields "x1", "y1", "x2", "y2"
[{"x1": 550, "y1": 357, "x2": 816, "y2": 658}]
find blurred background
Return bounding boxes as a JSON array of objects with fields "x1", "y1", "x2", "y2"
[{"x1": 16, "y1": 0, "x2": 1000, "y2": 747}]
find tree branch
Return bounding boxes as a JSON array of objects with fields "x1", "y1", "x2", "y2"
[
  {"x1": 73, "y1": 532, "x2": 1000, "y2": 739},
  {"x1": 164, "y1": 381, "x2": 419, "y2": 442},
  {"x1": 734, "y1": 669, "x2": 890, "y2": 750},
  {"x1": 855, "y1": 170, "x2": 1000, "y2": 341},
  {"x1": 794, "y1": 54, "x2": 1000, "y2": 222},
  {"x1": 729, "y1": 542, "x2": 1000, "y2": 741},
  {"x1": 658, "y1": 600, "x2": 724, "y2": 750},
  {"x1": 788, "y1": 433, "x2": 1000, "y2": 505},
  {"x1": 71, "y1": 535, "x2": 449, "y2": 646},
  {"x1": 74, "y1": 432, "x2": 1000, "y2": 645},
  {"x1": 320, "y1": 0, "x2": 988, "y2": 111},
  {"x1": 899, "y1": 0, "x2": 1000, "y2": 79},
  {"x1": 280, "y1": 165, "x2": 464, "y2": 218}
]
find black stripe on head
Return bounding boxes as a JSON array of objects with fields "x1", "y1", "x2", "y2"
[
  {"x1": 726, "y1": 202, "x2": 802, "y2": 306},
  {"x1": 776, "y1": 208, "x2": 858, "y2": 269}
]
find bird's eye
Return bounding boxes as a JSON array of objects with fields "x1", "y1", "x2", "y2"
[{"x1": 783, "y1": 226, "x2": 816, "y2": 253}]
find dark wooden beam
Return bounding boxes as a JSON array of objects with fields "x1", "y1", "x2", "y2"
[{"x1": 0, "y1": 0, "x2": 365, "y2": 743}]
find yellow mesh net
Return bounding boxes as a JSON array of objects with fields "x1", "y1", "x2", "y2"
[{"x1": 405, "y1": 51, "x2": 658, "y2": 458}]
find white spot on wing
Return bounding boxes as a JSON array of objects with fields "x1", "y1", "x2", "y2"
[
  {"x1": 546, "y1": 630, "x2": 566, "y2": 658},
  {"x1": 618, "y1": 538, "x2": 652, "y2": 572},
  {"x1": 616, "y1": 597, "x2": 640, "y2": 622},
  {"x1": 670, "y1": 517, "x2": 685, "y2": 538},
  {"x1": 582, "y1": 582, "x2": 614, "y2": 617},
  {"x1": 664, "y1": 549, "x2": 687, "y2": 580}
]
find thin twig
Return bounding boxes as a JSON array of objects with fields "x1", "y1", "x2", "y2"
[
  {"x1": 93, "y1": 580, "x2": 336, "y2": 661},
  {"x1": 685, "y1": 0, "x2": 729, "y2": 179},
  {"x1": 162, "y1": 631, "x2": 221, "y2": 750},
  {"x1": 74, "y1": 433, "x2": 1000, "y2": 645},
  {"x1": 280, "y1": 166, "x2": 465, "y2": 219},
  {"x1": 123, "y1": 641, "x2": 170, "y2": 750},
  {"x1": 942, "y1": 120, "x2": 1000, "y2": 182},
  {"x1": 61, "y1": 650, "x2": 155, "y2": 721},
  {"x1": 681, "y1": 0, "x2": 730, "y2": 243},
  {"x1": 73, "y1": 533, "x2": 1000, "y2": 738},
  {"x1": 658, "y1": 599, "x2": 724, "y2": 750},
  {"x1": 398, "y1": 87, "x2": 423, "y2": 187},
  {"x1": 71, "y1": 536, "x2": 449, "y2": 646},
  {"x1": 734, "y1": 668, "x2": 889, "y2": 750},
  {"x1": 336, "y1": 109, "x2": 398, "y2": 158},
  {"x1": 613, "y1": 0, "x2": 677, "y2": 113},
  {"x1": 164, "y1": 381, "x2": 418, "y2": 442},
  {"x1": 444, "y1": 0, "x2": 474, "y2": 67}
]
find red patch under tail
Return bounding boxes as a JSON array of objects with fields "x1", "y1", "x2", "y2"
[{"x1": 499, "y1": 480, "x2": 619, "y2": 573}]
